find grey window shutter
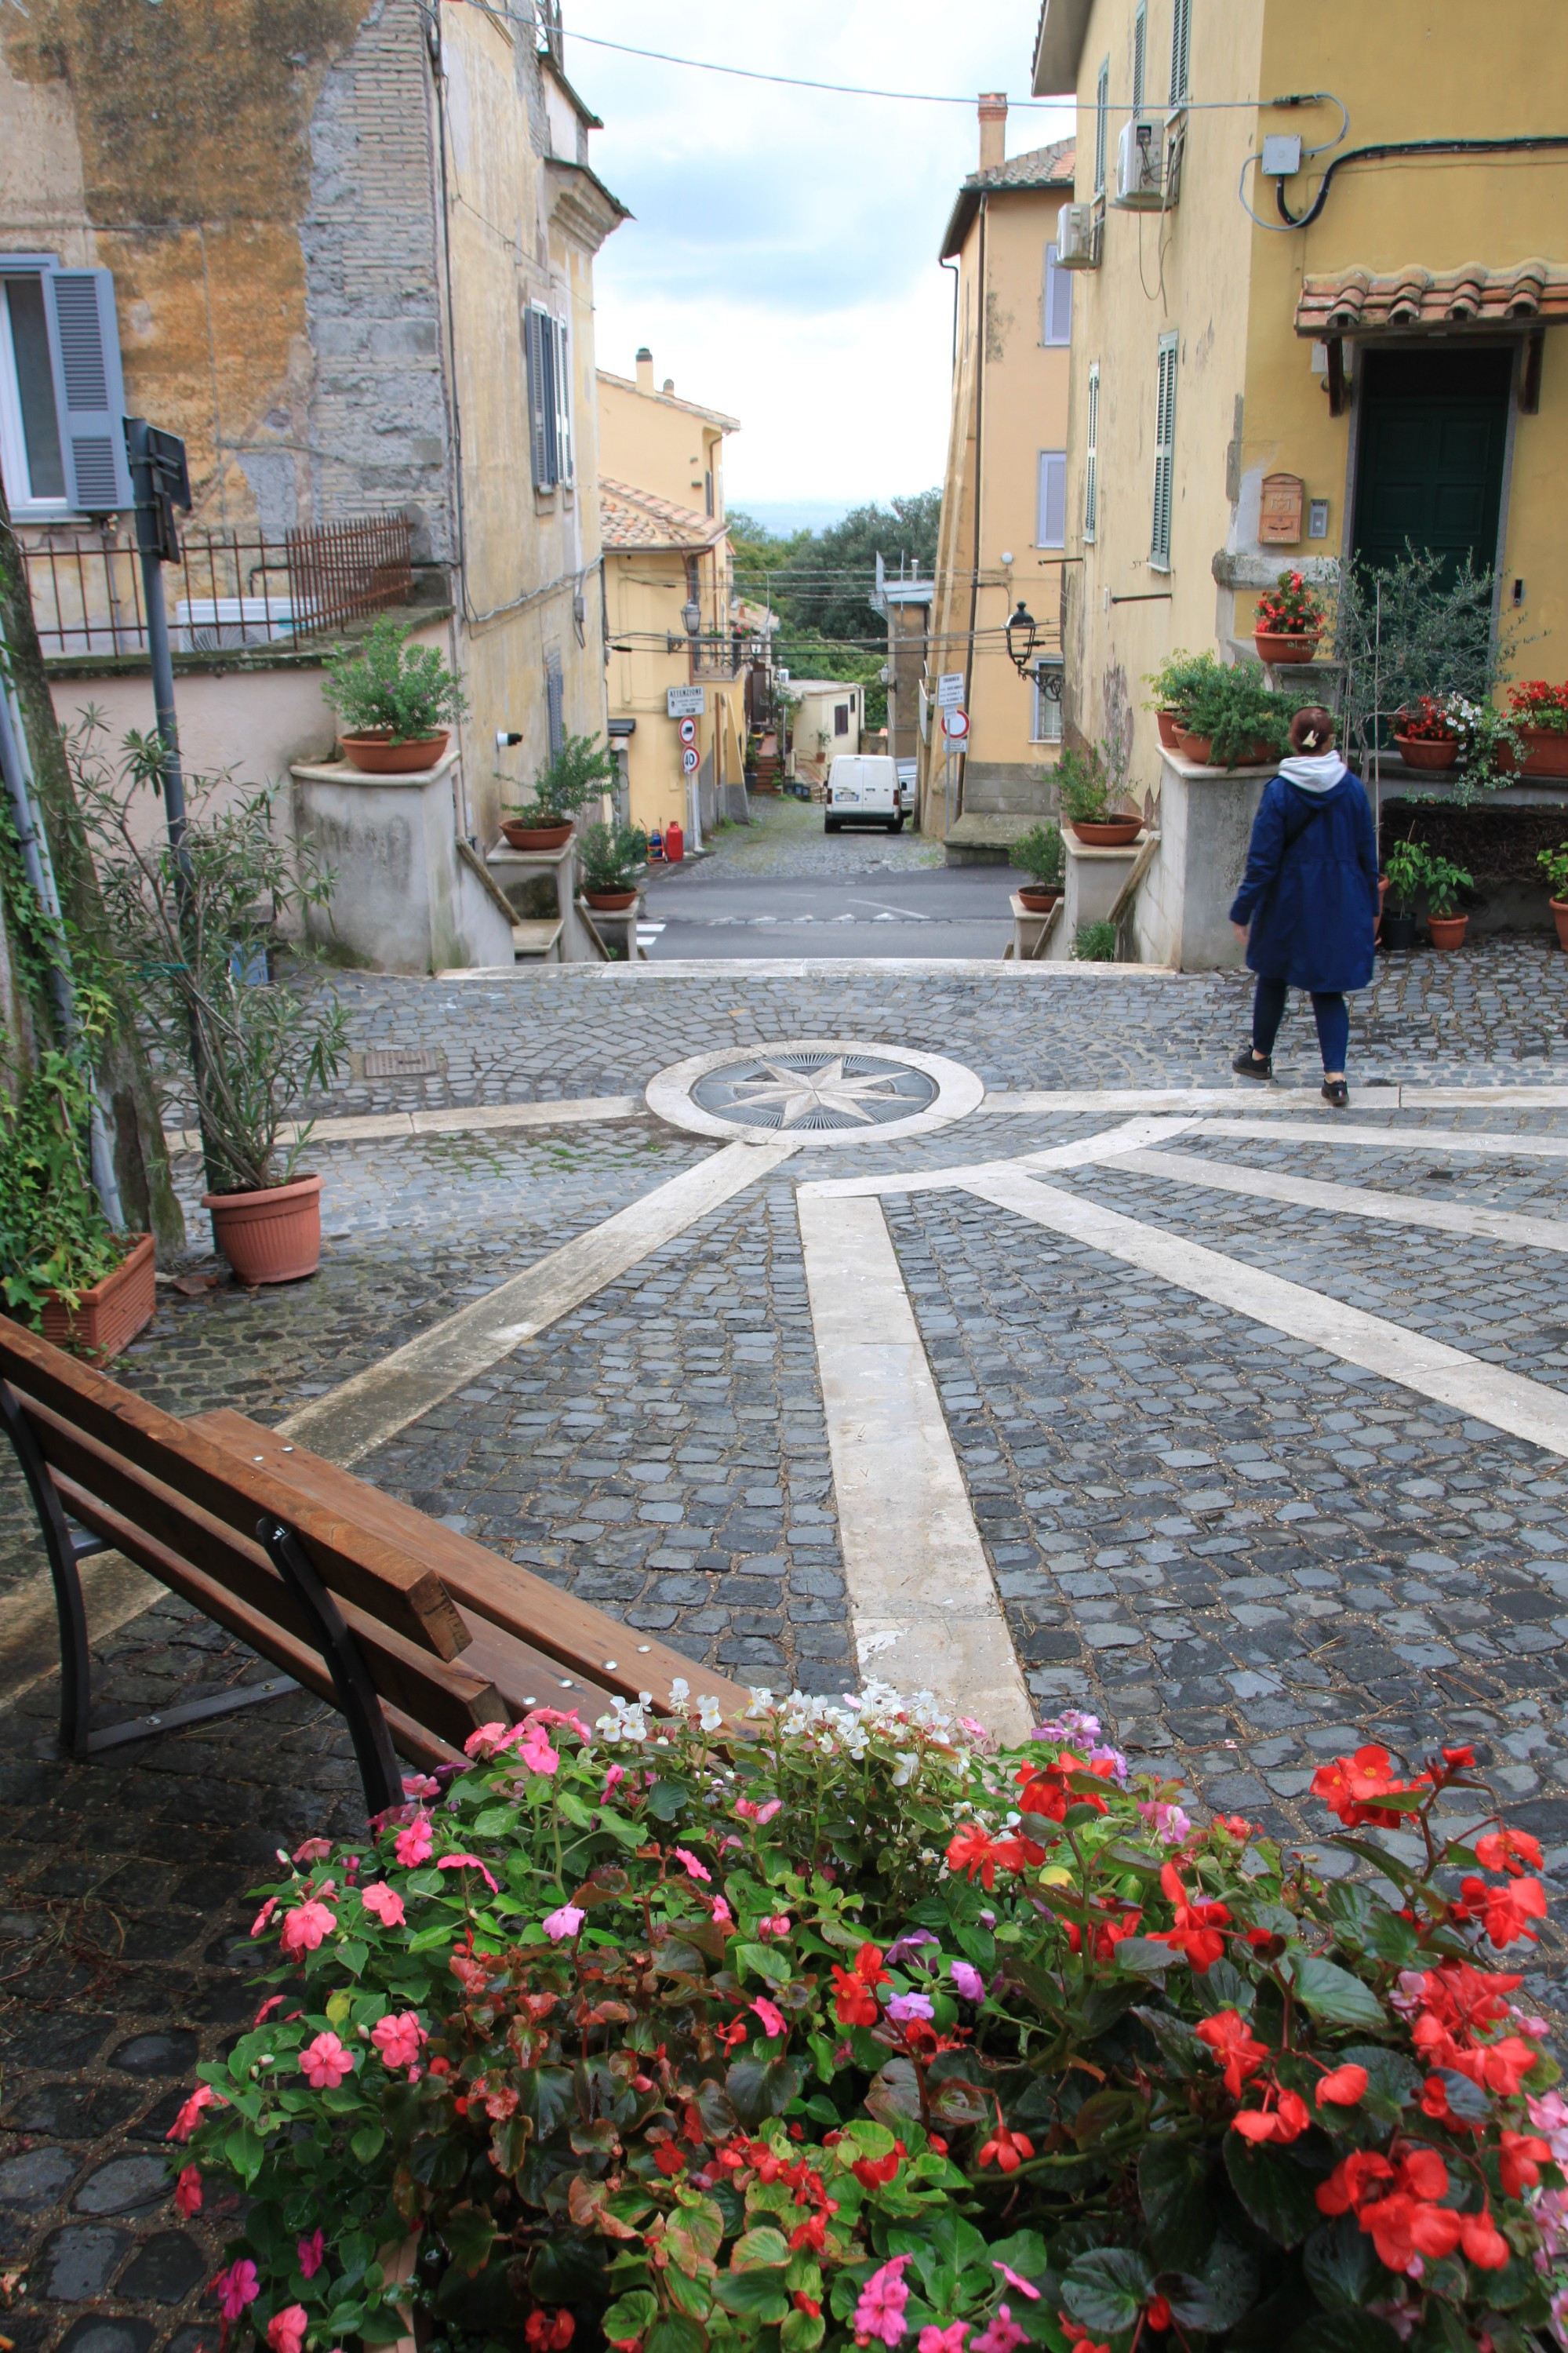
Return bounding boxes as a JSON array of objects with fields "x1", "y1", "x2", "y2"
[
  {"x1": 1093, "y1": 58, "x2": 1110, "y2": 191},
  {"x1": 1132, "y1": 0, "x2": 1148, "y2": 111},
  {"x1": 1037, "y1": 450, "x2": 1067, "y2": 550},
  {"x1": 1169, "y1": 0, "x2": 1191, "y2": 104},
  {"x1": 1084, "y1": 362, "x2": 1100, "y2": 542},
  {"x1": 526, "y1": 307, "x2": 554, "y2": 488},
  {"x1": 552, "y1": 315, "x2": 573, "y2": 486},
  {"x1": 42, "y1": 267, "x2": 133, "y2": 512},
  {"x1": 545, "y1": 660, "x2": 564, "y2": 755},
  {"x1": 1151, "y1": 333, "x2": 1177, "y2": 569}
]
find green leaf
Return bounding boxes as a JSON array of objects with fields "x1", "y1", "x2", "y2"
[
  {"x1": 337, "y1": 1939, "x2": 369, "y2": 1977},
  {"x1": 782, "y1": 2308, "x2": 826, "y2": 2352},
  {"x1": 1168, "y1": 2235, "x2": 1258, "y2": 2333},
  {"x1": 1484, "y1": 2252, "x2": 1540, "y2": 2313},
  {"x1": 1336, "y1": 2046, "x2": 1420, "y2": 2108},
  {"x1": 727, "y1": 2055, "x2": 802, "y2": 2126},
  {"x1": 672, "y1": 2192, "x2": 726, "y2": 2266},
  {"x1": 733, "y1": 1940, "x2": 792, "y2": 1986},
  {"x1": 442, "y1": 2201, "x2": 497, "y2": 2278},
  {"x1": 350, "y1": 2123, "x2": 385, "y2": 2166},
  {"x1": 733, "y1": 2227, "x2": 792, "y2": 2271},
  {"x1": 646, "y1": 1780, "x2": 690, "y2": 1822},
  {"x1": 1286, "y1": 1956, "x2": 1387, "y2": 2034},
  {"x1": 1112, "y1": 1937, "x2": 1182, "y2": 1976},
  {"x1": 603, "y1": 2291, "x2": 659, "y2": 2342},
  {"x1": 715, "y1": 2272, "x2": 791, "y2": 2322},
  {"x1": 1303, "y1": 2217, "x2": 1383, "y2": 2311},
  {"x1": 1224, "y1": 2133, "x2": 1326, "y2": 2248},
  {"x1": 1061, "y1": 2247, "x2": 1154, "y2": 2336},
  {"x1": 648, "y1": 2314, "x2": 708, "y2": 2353},
  {"x1": 223, "y1": 2122, "x2": 267, "y2": 2187},
  {"x1": 1139, "y1": 2137, "x2": 1216, "y2": 2271},
  {"x1": 471, "y1": 1806, "x2": 516, "y2": 1835},
  {"x1": 1287, "y1": 2315, "x2": 1402, "y2": 2353},
  {"x1": 1133, "y1": 2006, "x2": 1208, "y2": 2078},
  {"x1": 557, "y1": 1791, "x2": 595, "y2": 1829},
  {"x1": 518, "y1": 2065, "x2": 574, "y2": 2134},
  {"x1": 664, "y1": 2269, "x2": 713, "y2": 2321}
]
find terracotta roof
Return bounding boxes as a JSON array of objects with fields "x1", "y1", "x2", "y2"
[
  {"x1": 941, "y1": 138, "x2": 1076, "y2": 258},
  {"x1": 599, "y1": 478, "x2": 727, "y2": 552},
  {"x1": 1295, "y1": 257, "x2": 1568, "y2": 336}
]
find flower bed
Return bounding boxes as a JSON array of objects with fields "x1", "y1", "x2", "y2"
[{"x1": 169, "y1": 1687, "x2": 1567, "y2": 2353}]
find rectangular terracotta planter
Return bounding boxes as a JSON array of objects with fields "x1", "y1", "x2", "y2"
[{"x1": 38, "y1": 1232, "x2": 156, "y2": 1364}]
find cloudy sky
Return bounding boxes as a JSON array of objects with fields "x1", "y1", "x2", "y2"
[{"x1": 563, "y1": 2, "x2": 1074, "y2": 512}]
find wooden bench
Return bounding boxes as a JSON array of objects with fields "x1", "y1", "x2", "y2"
[{"x1": 0, "y1": 1322, "x2": 749, "y2": 1814}]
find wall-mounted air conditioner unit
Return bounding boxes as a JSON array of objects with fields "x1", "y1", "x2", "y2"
[
  {"x1": 1114, "y1": 115, "x2": 1166, "y2": 209},
  {"x1": 1055, "y1": 200, "x2": 1099, "y2": 269}
]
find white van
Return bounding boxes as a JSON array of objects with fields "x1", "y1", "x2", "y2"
[{"x1": 824, "y1": 754, "x2": 906, "y2": 835}]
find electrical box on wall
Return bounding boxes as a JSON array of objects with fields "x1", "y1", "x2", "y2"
[
  {"x1": 1056, "y1": 200, "x2": 1099, "y2": 267},
  {"x1": 1261, "y1": 133, "x2": 1303, "y2": 176}
]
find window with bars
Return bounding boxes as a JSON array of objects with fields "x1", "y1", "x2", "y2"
[
  {"x1": 1151, "y1": 332, "x2": 1178, "y2": 571},
  {"x1": 1169, "y1": 0, "x2": 1191, "y2": 104},
  {"x1": 1037, "y1": 449, "x2": 1067, "y2": 551},
  {"x1": 1132, "y1": 0, "x2": 1148, "y2": 111},
  {"x1": 1031, "y1": 658, "x2": 1064, "y2": 743},
  {"x1": 525, "y1": 304, "x2": 573, "y2": 490},
  {"x1": 1042, "y1": 242, "x2": 1072, "y2": 344},
  {"x1": 1083, "y1": 362, "x2": 1101, "y2": 543},
  {"x1": 1093, "y1": 57, "x2": 1110, "y2": 193}
]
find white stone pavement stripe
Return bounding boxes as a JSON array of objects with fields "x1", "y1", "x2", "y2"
[
  {"x1": 605, "y1": 959, "x2": 1177, "y2": 980},
  {"x1": 163, "y1": 1095, "x2": 641, "y2": 1156},
  {"x1": 795, "y1": 1191, "x2": 1033, "y2": 1739},
  {"x1": 0, "y1": 1555, "x2": 160, "y2": 1700},
  {"x1": 963, "y1": 1167, "x2": 1568, "y2": 1462},
  {"x1": 798, "y1": 1117, "x2": 1201, "y2": 1199},
  {"x1": 983, "y1": 1086, "x2": 1568, "y2": 1114},
  {"x1": 282, "y1": 1137, "x2": 799, "y2": 1467},
  {"x1": 1102, "y1": 1146, "x2": 1568, "y2": 1253},
  {"x1": 1193, "y1": 1119, "x2": 1568, "y2": 1160}
]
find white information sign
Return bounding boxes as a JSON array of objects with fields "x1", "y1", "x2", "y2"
[
  {"x1": 667, "y1": 685, "x2": 707, "y2": 718},
  {"x1": 940, "y1": 706, "x2": 970, "y2": 740},
  {"x1": 936, "y1": 671, "x2": 966, "y2": 710}
]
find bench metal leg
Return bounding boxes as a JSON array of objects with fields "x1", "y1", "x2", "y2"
[
  {"x1": 0, "y1": 1379, "x2": 94, "y2": 1757},
  {"x1": 259, "y1": 1520, "x2": 403, "y2": 1817}
]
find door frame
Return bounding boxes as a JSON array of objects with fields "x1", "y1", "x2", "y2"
[{"x1": 1338, "y1": 334, "x2": 1523, "y2": 648}]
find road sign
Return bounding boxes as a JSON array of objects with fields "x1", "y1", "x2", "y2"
[
  {"x1": 678, "y1": 717, "x2": 697, "y2": 745},
  {"x1": 667, "y1": 684, "x2": 706, "y2": 718},
  {"x1": 940, "y1": 706, "x2": 970, "y2": 740},
  {"x1": 936, "y1": 671, "x2": 966, "y2": 710},
  {"x1": 682, "y1": 746, "x2": 700, "y2": 773}
]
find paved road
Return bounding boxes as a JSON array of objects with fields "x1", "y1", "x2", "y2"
[{"x1": 643, "y1": 853, "x2": 1016, "y2": 961}]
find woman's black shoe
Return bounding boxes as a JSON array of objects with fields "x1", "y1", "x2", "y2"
[
  {"x1": 1321, "y1": 1078, "x2": 1349, "y2": 1108},
  {"x1": 1231, "y1": 1047, "x2": 1271, "y2": 1079}
]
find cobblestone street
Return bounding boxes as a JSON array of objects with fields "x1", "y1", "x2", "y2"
[{"x1": 9, "y1": 938, "x2": 1568, "y2": 2352}]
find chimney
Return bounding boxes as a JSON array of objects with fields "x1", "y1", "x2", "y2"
[
  {"x1": 978, "y1": 91, "x2": 1007, "y2": 171},
  {"x1": 663, "y1": 377, "x2": 675, "y2": 395},
  {"x1": 635, "y1": 347, "x2": 653, "y2": 391}
]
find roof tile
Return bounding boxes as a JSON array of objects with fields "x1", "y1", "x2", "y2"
[
  {"x1": 599, "y1": 477, "x2": 727, "y2": 552},
  {"x1": 1296, "y1": 257, "x2": 1568, "y2": 336}
]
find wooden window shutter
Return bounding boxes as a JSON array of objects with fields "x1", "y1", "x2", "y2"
[
  {"x1": 1084, "y1": 362, "x2": 1100, "y2": 543},
  {"x1": 42, "y1": 268, "x2": 133, "y2": 512},
  {"x1": 1132, "y1": 1, "x2": 1147, "y2": 111},
  {"x1": 525, "y1": 305, "x2": 556, "y2": 488},
  {"x1": 1151, "y1": 333, "x2": 1177, "y2": 569},
  {"x1": 1169, "y1": 0, "x2": 1191, "y2": 105}
]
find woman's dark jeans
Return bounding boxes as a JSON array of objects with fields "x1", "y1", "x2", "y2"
[{"x1": 1252, "y1": 975, "x2": 1349, "y2": 1072}]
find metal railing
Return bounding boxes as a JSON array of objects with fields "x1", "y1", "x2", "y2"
[{"x1": 21, "y1": 514, "x2": 415, "y2": 661}]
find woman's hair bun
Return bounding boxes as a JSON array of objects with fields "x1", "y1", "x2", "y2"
[{"x1": 1288, "y1": 704, "x2": 1337, "y2": 755}]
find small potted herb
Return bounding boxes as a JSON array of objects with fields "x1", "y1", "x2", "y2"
[
  {"x1": 1392, "y1": 693, "x2": 1461, "y2": 772},
  {"x1": 1380, "y1": 838, "x2": 1428, "y2": 954},
  {"x1": 1144, "y1": 649, "x2": 1221, "y2": 750},
  {"x1": 1253, "y1": 568, "x2": 1326, "y2": 664},
  {"x1": 1424, "y1": 853, "x2": 1473, "y2": 950},
  {"x1": 1506, "y1": 679, "x2": 1568, "y2": 778},
  {"x1": 579, "y1": 820, "x2": 649, "y2": 911},
  {"x1": 1055, "y1": 743, "x2": 1141, "y2": 846},
  {"x1": 1537, "y1": 842, "x2": 1568, "y2": 951},
  {"x1": 1008, "y1": 820, "x2": 1065, "y2": 910},
  {"x1": 502, "y1": 734, "x2": 617, "y2": 850},
  {"x1": 322, "y1": 616, "x2": 469, "y2": 774}
]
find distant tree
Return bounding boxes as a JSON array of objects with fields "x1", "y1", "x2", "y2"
[{"x1": 728, "y1": 493, "x2": 940, "y2": 647}]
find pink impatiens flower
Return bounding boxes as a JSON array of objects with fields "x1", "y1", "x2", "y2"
[
  {"x1": 991, "y1": 2265, "x2": 1041, "y2": 2303},
  {"x1": 360, "y1": 1882, "x2": 406, "y2": 1928},
  {"x1": 297, "y1": 2230, "x2": 325, "y2": 2279},
  {"x1": 213, "y1": 2260, "x2": 260, "y2": 2322},
  {"x1": 673, "y1": 1846, "x2": 711, "y2": 1882},
  {"x1": 394, "y1": 1814, "x2": 433, "y2": 1867},
  {"x1": 543, "y1": 1904, "x2": 585, "y2": 1941},
  {"x1": 293, "y1": 1837, "x2": 333, "y2": 1864},
  {"x1": 371, "y1": 2012, "x2": 427, "y2": 2071},
  {"x1": 168, "y1": 2082, "x2": 221, "y2": 2142},
  {"x1": 887, "y1": 1991, "x2": 934, "y2": 2024},
  {"x1": 951, "y1": 1961, "x2": 986, "y2": 2004},
  {"x1": 173, "y1": 2164, "x2": 202, "y2": 2217},
  {"x1": 854, "y1": 2257, "x2": 910, "y2": 2348},
  {"x1": 735, "y1": 1796, "x2": 782, "y2": 1824},
  {"x1": 517, "y1": 1723, "x2": 560, "y2": 1777},
  {"x1": 279, "y1": 1899, "x2": 337, "y2": 1958},
  {"x1": 267, "y1": 2303, "x2": 309, "y2": 2353},
  {"x1": 751, "y1": 1996, "x2": 787, "y2": 2040},
  {"x1": 919, "y1": 2327, "x2": 968, "y2": 2353},
  {"x1": 437, "y1": 1853, "x2": 500, "y2": 1893},
  {"x1": 759, "y1": 1915, "x2": 791, "y2": 1940},
  {"x1": 710, "y1": 1897, "x2": 734, "y2": 1928},
  {"x1": 601, "y1": 1763, "x2": 627, "y2": 1802},
  {"x1": 1137, "y1": 1798, "x2": 1192, "y2": 1848},
  {"x1": 250, "y1": 1896, "x2": 278, "y2": 1940},
  {"x1": 402, "y1": 1773, "x2": 441, "y2": 1799},
  {"x1": 972, "y1": 2311, "x2": 1027, "y2": 2353},
  {"x1": 298, "y1": 2031, "x2": 354, "y2": 2089},
  {"x1": 463, "y1": 1722, "x2": 510, "y2": 1758}
]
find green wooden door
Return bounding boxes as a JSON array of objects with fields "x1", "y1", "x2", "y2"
[{"x1": 1352, "y1": 347, "x2": 1511, "y2": 584}]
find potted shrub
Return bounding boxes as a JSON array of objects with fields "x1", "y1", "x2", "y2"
[
  {"x1": 1424, "y1": 852, "x2": 1473, "y2": 950},
  {"x1": 1144, "y1": 649, "x2": 1222, "y2": 751},
  {"x1": 169, "y1": 1686, "x2": 1568, "y2": 2353},
  {"x1": 1506, "y1": 679, "x2": 1568, "y2": 777},
  {"x1": 1055, "y1": 742, "x2": 1141, "y2": 846},
  {"x1": 322, "y1": 616, "x2": 469, "y2": 775},
  {"x1": 580, "y1": 819, "x2": 649, "y2": 911},
  {"x1": 1392, "y1": 693, "x2": 1461, "y2": 772},
  {"x1": 1538, "y1": 842, "x2": 1568, "y2": 950},
  {"x1": 0, "y1": 1043, "x2": 154, "y2": 1364},
  {"x1": 1381, "y1": 838, "x2": 1427, "y2": 953},
  {"x1": 1008, "y1": 820, "x2": 1065, "y2": 910},
  {"x1": 80, "y1": 736, "x2": 348, "y2": 1286},
  {"x1": 1181, "y1": 664, "x2": 1297, "y2": 770},
  {"x1": 502, "y1": 733, "x2": 618, "y2": 850},
  {"x1": 1253, "y1": 567, "x2": 1326, "y2": 663}
]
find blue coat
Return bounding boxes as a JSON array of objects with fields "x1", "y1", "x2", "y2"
[{"x1": 1229, "y1": 769, "x2": 1378, "y2": 995}]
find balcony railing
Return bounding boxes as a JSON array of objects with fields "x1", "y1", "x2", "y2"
[{"x1": 21, "y1": 515, "x2": 415, "y2": 661}]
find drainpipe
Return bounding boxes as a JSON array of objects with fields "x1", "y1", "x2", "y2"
[{"x1": 961, "y1": 192, "x2": 988, "y2": 821}]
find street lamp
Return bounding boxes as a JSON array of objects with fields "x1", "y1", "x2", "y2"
[
  {"x1": 1005, "y1": 599, "x2": 1039, "y2": 677},
  {"x1": 681, "y1": 597, "x2": 701, "y2": 638}
]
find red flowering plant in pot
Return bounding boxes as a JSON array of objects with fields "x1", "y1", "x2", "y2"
[
  {"x1": 168, "y1": 1685, "x2": 1568, "y2": 2353},
  {"x1": 1507, "y1": 683, "x2": 1568, "y2": 779},
  {"x1": 1254, "y1": 573, "x2": 1326, "y2": 664},
  {"x1": 1393, "y1": 696, "x2": 1461, "y2": 773}
]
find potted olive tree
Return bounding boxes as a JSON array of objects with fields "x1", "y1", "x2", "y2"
[
  {"x1": 502, "y1": 733, "x2": 617, "y2": 850},
  {"x1": 579, "y1": 820, "x2": 649, "y2": 911},
  {"x1": 79, "y1": 729, "x2": 348, "y2": 1286},
  {"x1": 1008, "y1": 820, "x2": 1065, "y2": 911},
  {"x1": 1180, "y1": 665, "x2": 1299, "y2": 769},
  {"x1": 322, "y1": 617, "x2": 468, "y2": 775}
]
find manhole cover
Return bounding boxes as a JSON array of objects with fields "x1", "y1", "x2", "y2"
[
  {"x1": 646, "y1": 1038, "x2": 983, "y2": 1145},
  {"x1": 360, "y1": 1048, "x2": 446, "y2": 1078}
]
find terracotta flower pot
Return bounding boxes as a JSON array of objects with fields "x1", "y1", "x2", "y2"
[
  {"x1": 501, "y1": 820, "x2": 573, "y2": 850},
  {"x1": 203, "y1": 1173, "x2": 323, "y2": 1285},
  {"x1": 1178, "y1": 733, "x2": 1214, "y2": 766},
  {"x1": 1179, "y1": 733, "x2": 1273, "y2": 772},
  {"x1": 584, "y1": 887, "x2": 638, "y2": 911},
  {"x1": 1017, "y1": 885, "x2": 1062, "y2": 911},
  {"x1": 1519, "y1": 727, "x2": 1568, "y2": 780},
  {"x1": 1392, "y1": 734, "x2": 1458, "y2": 772},
  {"x1": 338, "y1": 730, "x2": 449, "y2": 775},
  {"x1": 1428, "y1": 911, "x2": 1468, "y2": 951},
  {"x1": 1551, "y1": 897, "x2": 1568, "y2": 951},
  {"x1": 1253, "y1": 631, "x2": 1320, "y2": 665},
  {"x1": 1155, "y1": 708, "x2": 1186, "y2": 751},
  {"x1": 1071, "y1": 819, "x2": 1143, "y2": 848},
  {"x1": 38, "y1": 1232, "x2": 155, "y2": 1364}
]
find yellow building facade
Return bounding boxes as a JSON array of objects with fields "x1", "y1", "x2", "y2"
[
  {"x1": 1033, "y1": 0, "x2": 1568, "y2": 808},
  {"x1": 598, "y1": 356, "x2": 748, "y2": 842},
  {"x1": 922, "y1": 102, "x2": 1075, "y2": 855}
]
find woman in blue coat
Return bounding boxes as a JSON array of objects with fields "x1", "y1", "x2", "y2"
[{"x1": 1228, "y1": 705, "x2": 1378, "y2": 1108}]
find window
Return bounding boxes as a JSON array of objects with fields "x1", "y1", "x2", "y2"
[
  {"x1": 1151, "y1": 331, "x2": 1178, "y2": 570},
  {"x1": 834, "y1": 703, "x2": 849, "y2": 736},
  {"x1": 1132, "y1": 0, "x2": 1148, "y2": 111},
  {"x1": 1169, "y1": 0, "x2": 1191, "y2": 104},
  {"x1": 1093, "y1": 56, "x2": 1110, "y2": 192},
  {"x1": 1042, "y1": 242, "x2": 1071, "y2": 344},
  {"x1": 0, "y1": 259, "x2": 131, "y2": 516},
  {"x1": 1083, "y1": 362, "x2": 1101, "y2": 542},
  {"x1": 525, "y1": 304, "x2": 573, "y2": 489},
  {"x1": 1031, "y1": 658, "x2": 1064, "y2": 743},
  {"x1": 1037, "y1": 449, "x2": 1067, "y2": 551},
  {"x1": 704, "y1": 468, "x2": 714, "y2": 517}
]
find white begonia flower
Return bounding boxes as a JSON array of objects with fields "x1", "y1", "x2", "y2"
[
  {"x1": 670, "y1": 1677, "x2": 690, "y2": 1704},
  {"x1": 891, "y1": 1752, "x2": 918, "y2": 1787},
  {"x1": 697, "y1": 1697, "x2": 724, "y2": 1731}
]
